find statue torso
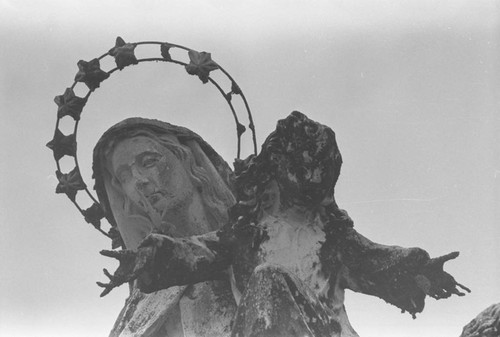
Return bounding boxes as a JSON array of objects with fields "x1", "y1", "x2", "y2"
[{"x1": 256, "y1": 211, "x2": 330, "y2": 299}]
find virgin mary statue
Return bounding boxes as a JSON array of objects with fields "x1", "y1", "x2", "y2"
[
  {"x1": 92, "y1": 113, "x2": 469, "y2": 337},
  {"x1": 92, "y1": 117, "x2": 238, "y2": 337},
  {"x1": 49, "y1": 38, "x2": 468, "y2": 337}
]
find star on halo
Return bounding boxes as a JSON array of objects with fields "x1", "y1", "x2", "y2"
[
  {"x1": 46, "y1": 129, "x2": 76, "y2": 161},
  {"x1": 55, "y1": 168, "x2": 86, "y2": 201},
  {"x1": 185, "y1": 50, "x2": 219, "y2": 84},
  {"x1": 109, "y1": 37, "x2": 139, "y2": 70},
  {"x1": 54, "y1": 88, "x2": 87, "y2": 120},
  {"x1": 74, "y1": 58, "x2": 110, "y2": 91}
]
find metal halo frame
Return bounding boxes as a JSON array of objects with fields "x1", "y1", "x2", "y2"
[{"x1": 47, "y1": 37, "x2": 257, "y2": 242}]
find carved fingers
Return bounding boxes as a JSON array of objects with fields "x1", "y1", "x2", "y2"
[
  {"x1": 428, "y1": 251, "x2": 460, "y2": 268},
  {"x1": 100, "y1": 248, "x2": 136, "y2": 260},
  {"x1": 414, "y1": 251, "x2": 471, "y2": 300},
  {"x1": 97, "y1": 247, "x2": 156, "y2": 297},
  {"x1": 97, "y1": 249, "x2": 136, "y2": 297}
]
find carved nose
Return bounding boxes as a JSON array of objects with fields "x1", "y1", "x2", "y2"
[
  {"x1": 132, "y1": 168, "x2": 149, "y2": 191},
  {"x1": 135, "y1": 177, "x2": 149, "y2": 190}
]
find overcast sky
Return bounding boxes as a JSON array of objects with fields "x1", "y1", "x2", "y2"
[{"x1": 1, "y1": 1, "x2": 498, "y2": 336}]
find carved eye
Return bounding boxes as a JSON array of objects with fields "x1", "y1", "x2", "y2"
[{"x1": 142, "y1": 155, "x2": 159, "y2": 168}]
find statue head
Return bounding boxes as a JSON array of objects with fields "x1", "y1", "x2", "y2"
[
  {"x1": 234, "y1": 111, "x2": 343, "y2": 212},
  {"x1": 93, "y1": 118, "x2": 236, "y2": 249}
]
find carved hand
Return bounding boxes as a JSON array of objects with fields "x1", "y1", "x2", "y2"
[
  {"x1": 98, "y1": 233, "x2": 195, "y2": 296},
  {"x1": 339, "y1": 229, "x2": 471, "y2": 318},
  {"x1": 98, "y1": 232, "x2": 229, "y2": 295},
  {"x1": 135, "y1": 232, "x2": 228, "y2": 293},
  {"x1": 97, "y1": 245, "x2": 156, "y2": 297},
  {"x1": 414, "y1": 251, "x2": 471, "y2": 300}
]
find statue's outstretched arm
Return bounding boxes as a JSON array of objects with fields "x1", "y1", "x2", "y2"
[
  {"x1": 98, "y1": 231, "x2": 231, "y2": 296},
  {"x1": 337, "y1": 227, "x2": 470, "y2": 318}
]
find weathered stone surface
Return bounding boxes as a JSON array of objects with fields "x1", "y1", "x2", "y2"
[
  {"x1": 110, "y1": 286, "x2": 185, "y2": 337},
  {"x1": 96, "y1": 112, "x2": 469, "y2": 337},
  {"x1": 93, "y1": 118, "x2": 238, "y2": 336},
  {"x1": 460, "y1": 303, "x2": 500, "y2": 337}
]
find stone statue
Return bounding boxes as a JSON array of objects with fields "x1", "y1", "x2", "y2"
[
  {"x1": 45, "y1": 37, "x2": 471, "y2": 337},
  {"x1": 460, "y1": 303, "x2": 500, "y2": 337},
  {"x1": 92, "y1": 117, "x2": 238, "y2": 337},
  {"x1": 94, "y1": 111, "x2": 470, "y2": 337}
]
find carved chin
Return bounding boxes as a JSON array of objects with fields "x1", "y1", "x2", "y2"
[{"x1": 153, "y1": 190, "x2": 194, "y2": 216}]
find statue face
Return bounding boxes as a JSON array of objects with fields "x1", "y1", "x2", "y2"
[{"x1": 110, "y1": 136, "x2": 194, "y2": 215}]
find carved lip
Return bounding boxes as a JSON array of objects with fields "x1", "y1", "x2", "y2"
[{"x1": 146, "y1": 191, "x2": 165, "y2": 204}]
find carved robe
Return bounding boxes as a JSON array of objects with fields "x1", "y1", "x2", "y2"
[{"x1": 97, "y1": 113, "x2": 469, "y2": 337}]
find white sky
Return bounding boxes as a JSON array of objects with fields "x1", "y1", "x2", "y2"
[{"x1": 1, "y1": 1, "x2": 499, "y2": 336}]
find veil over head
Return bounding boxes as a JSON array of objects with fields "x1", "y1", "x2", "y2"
[{"x1": 92, "y1": 117, "x2": 236, "y2": 249}]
